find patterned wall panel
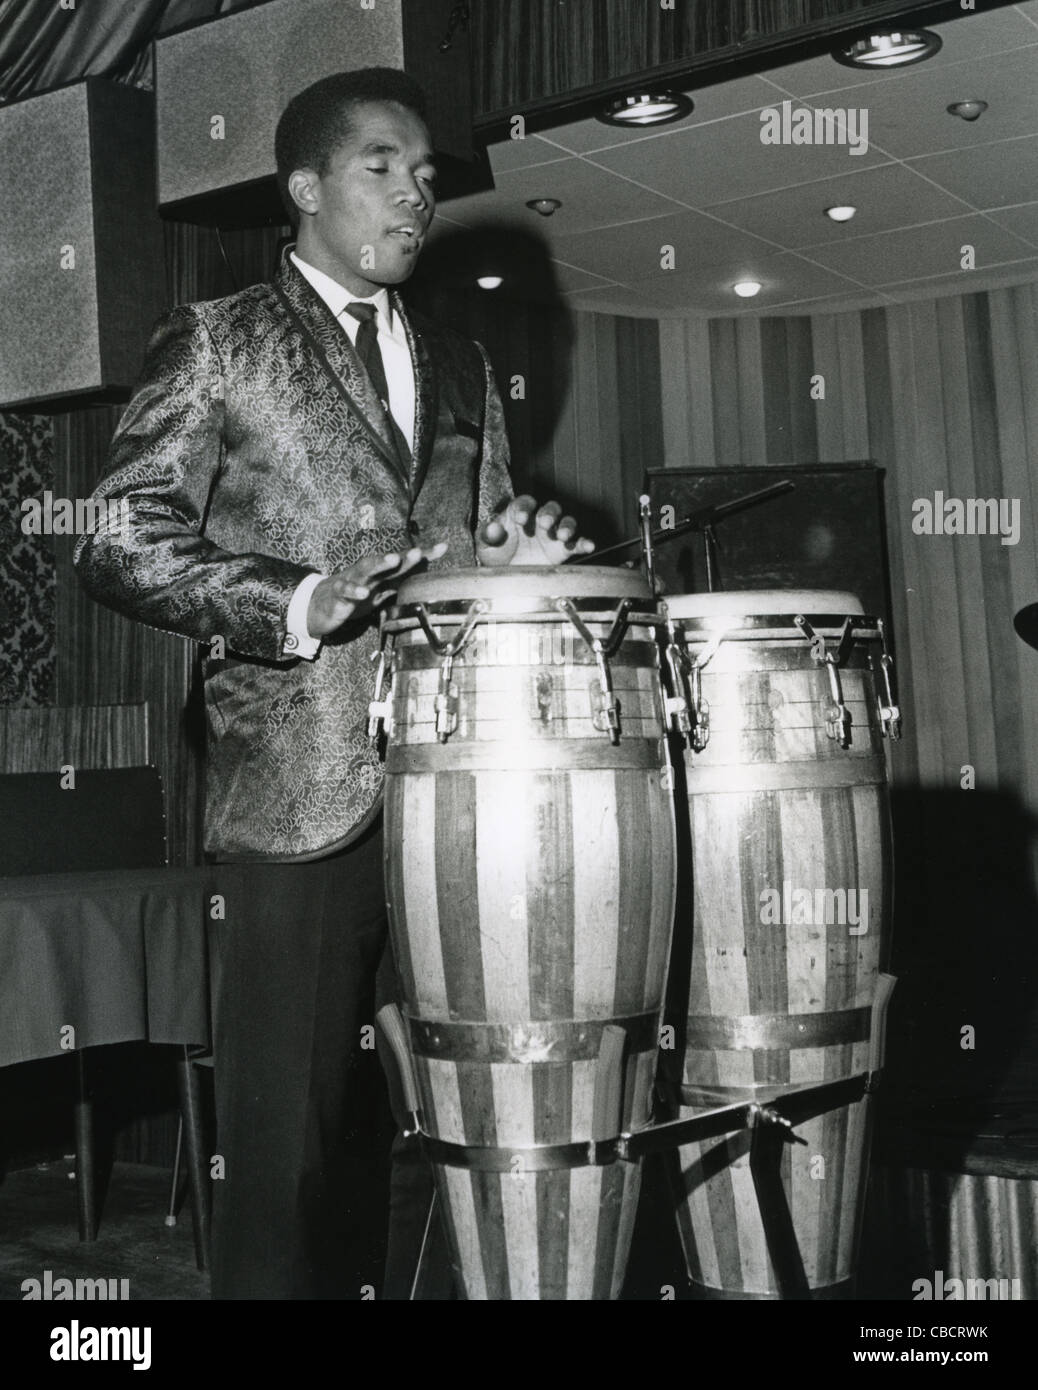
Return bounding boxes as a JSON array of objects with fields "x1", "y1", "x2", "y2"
[{"x1": 0, "y1": 410, "x2": 55, "y2": 707}]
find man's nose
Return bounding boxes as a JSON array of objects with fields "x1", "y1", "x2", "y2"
[{"x1": 397, "y1": 178, "x2": 428, "y2": 209}]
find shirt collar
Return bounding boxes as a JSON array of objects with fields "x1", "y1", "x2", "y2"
[{"x1": 290, "y1": 250, "x2": 392, "y2": 329}]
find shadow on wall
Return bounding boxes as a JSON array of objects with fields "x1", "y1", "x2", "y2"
[{"x1": 404, "y1": 224, "x2": 633, "y2": 546}]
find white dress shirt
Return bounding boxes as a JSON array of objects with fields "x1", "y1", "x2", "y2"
[{"x1": 284, "y1": 250, "x2": 418, "y2": 659}]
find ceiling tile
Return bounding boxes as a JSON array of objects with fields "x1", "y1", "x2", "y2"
[
  {"x1": 986, "y1": 201, "x2": 1038, "y2": 247},
  {"x1": 534, "y1": 75, "x2": 780, "y2": 155},
  {"x1": 798, "y1": 214, "x2": 1035, "y2": 285},
  {"x1": 908, "y1": 135, "x2": 1038, "y2": 210},
  {"x1": 435, "y1": 156, "x2": 681, "y2": 234},
  {"x1": 711, "y1": 162, "x2": 972, "y2": 249},
  {"x1": 485, "y1": 135, "x2": 572, "y2": 175},
  {"x1": 550, "y1": 209, "x2": 778, "y2": 284},
  {"x1": 462, "y1": 6, "x2": 1038, "y2": 318},
  {"x1": 587, "y1": 109, "x2": 887, "y2": 208},
  {"x1": 855, "y1": 46, "x2": 1038, "y2": 160},
  {"x1": 547, "y1": 261, "x2": 619, "y2": 294},
  {"x1": 764, "y1": 5, "x2": 1038, "y2": 98}
]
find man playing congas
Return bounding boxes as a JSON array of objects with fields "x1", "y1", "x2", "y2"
[{"x1": 75, "y1": 66, "x2": 592, "y2": 1300}]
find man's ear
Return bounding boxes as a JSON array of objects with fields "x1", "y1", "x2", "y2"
[{"x1": 287, "y1": 168, "x2": 320, "y2": 219}]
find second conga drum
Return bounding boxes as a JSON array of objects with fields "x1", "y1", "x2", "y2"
[
  {"x1": 664, "y1": 590, "x2": 898, "y2": 1299},
  {"x1": 377, "y1": 566, "x2": 676, "y2": 1300}
]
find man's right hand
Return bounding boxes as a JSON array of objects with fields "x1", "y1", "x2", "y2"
[{"x1": 306, "y1": 544, "x2": 446, "y2": 637}]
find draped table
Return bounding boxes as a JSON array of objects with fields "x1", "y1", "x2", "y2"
[{"x1": 0, "y1": 863, "x2": 242, "y2": 1249}]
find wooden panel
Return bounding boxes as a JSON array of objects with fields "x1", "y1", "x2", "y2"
[{"x1": 0, "y1": 704, "x2": 148, "y2": 773}]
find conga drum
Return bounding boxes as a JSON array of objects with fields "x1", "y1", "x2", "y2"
[
  {"x1": 375, "y1": 566, "x2": 676, "y2": 1299},
  {"x1": 663, "y1": 590, "x2": 899, "y2": 1299}
]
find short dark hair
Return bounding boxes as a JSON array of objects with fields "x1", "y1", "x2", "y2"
[{"x1": 275, "y1": 68, "x2": 428, "y2": 225}]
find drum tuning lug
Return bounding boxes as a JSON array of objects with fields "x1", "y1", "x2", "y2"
[
  {"x1": 690, "y1": 707, "x2": 710, "y2": 753},
  {"x1": 689, "y1": 663, "x2": 710, "y2": 752},
  {"x1": 535, "y1": 672, "x2": 554, "y2": 723},
  {"x1": 825, "y1": 701, "x2": 852, "y2": 748},
  {"x1": 664, "y1": 628, "x2": 693, "y2": 737},
  {"x1": 435, "y1": 654, "x2": 459, "y2": 742},
  {"x1": 590, "y1": 647, "x2": 621, "y2": 743},
  {"x1": 876, "y1": 647, "x2": 902, "y2": 740},
  {"x1": 368, "y1": 648, "x2": 394, "y2": 741}
]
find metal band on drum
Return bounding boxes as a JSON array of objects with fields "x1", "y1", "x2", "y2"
[
  {"x1": 685, "y1": 1006, "x2": 872, "y2": 1053},
  {"x1": 386, "y1": 738, "x2": 664, "y2": 773},
  {"x1": 689, "y1": 1278, "x2": 855, "y2": 1301},
  {"x1": 684, "y1": 754, "x2": 887, "y2": 794},
  {"x1": 407, "y1": 1010, "x2": 659, "y2": 1064}
]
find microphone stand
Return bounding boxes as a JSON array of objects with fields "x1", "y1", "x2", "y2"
[{"x1": 567, "y1": 480, "x2": 796, "y2": 589}]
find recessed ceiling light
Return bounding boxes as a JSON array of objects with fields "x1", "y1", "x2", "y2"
[
  {"x1": 825, "y1": 205, "x2": 857, "y2": 222},
  {"x1": 526, "y1": 197, "x2": 562, "y2": 216},
  {"x1": 733, "y1": 280, "x2": 762, "y2": 298},
  {"x1": 476, "y1": 275, "x2": 503, "y2": 290},
  {"x1": 596, "y1": 91, "x2": 694, "y2": 127},
  {"x1": 833, "y1": 29, "x2": 942, "y2": 69},
  {"x1": 947, "y1": 100, "x2": 988, "y2": 122}
]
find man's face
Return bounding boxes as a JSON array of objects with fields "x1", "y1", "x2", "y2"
[{"x1": 291, "y1": 100, "x2": 436, "y2": 296}]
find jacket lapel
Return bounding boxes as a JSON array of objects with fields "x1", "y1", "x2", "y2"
[
  {"x1": 274, "y1": 252, "x2": 404, "y2": 479},
  {"x1": 393, "y1": 292, "x2": 437, "y2": 502}
]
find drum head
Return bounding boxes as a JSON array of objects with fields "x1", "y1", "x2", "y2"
[
  {"x1": 665, "y1": 589, "x2": 864, "y2": 620},
  {"x1": 394, "y1": 564, "x2": 652, "y2": 604}
]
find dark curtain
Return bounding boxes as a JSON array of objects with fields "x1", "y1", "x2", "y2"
[{"x1": 0, "y1": 0, "x2": 269, "y2": 103}]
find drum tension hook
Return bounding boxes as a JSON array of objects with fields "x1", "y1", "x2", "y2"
[
  {"x1": 412, "y1": 600, "x2": 488, "y2": 743},
  {"x1": 663, "y1": 623, "x2": 692, "y2": 739},
  {"x1": 664, "y1": 624, "x2": 721, "y2": 752},
  {"x1": 794, "y1": 614, "x2": 853, "y2": 749},
  {"x1": 554, "y1": 598, "x2": 632, "y2": 744},
  {"x1": 875, "y1": 621, "x2": 902, "y2": 740},
  {"x1": 368, "y1": 639, "x2": 395, "y2": 741}
]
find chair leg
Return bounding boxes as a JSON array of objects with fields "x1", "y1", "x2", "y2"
[
  {"x1": 175, "y1": 1047, "x2": 210, "y2": 1271},
  {"x1": 74, "y1": 1050, "x2": 97, "y2": 1242},
  {"x1": 166, "y1": 1116, "x2": 184, "y2": 1228}
]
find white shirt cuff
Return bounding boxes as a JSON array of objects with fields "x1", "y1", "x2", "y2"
[{"x1": 284, "y1": 572, "x2": 326, "y2": 660}]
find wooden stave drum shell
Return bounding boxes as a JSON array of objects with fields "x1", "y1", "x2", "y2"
[
  {"x1": 382, "y1": 567, "x2": 677, "y2": 1300},
  {"x1": 666, "y1": 591, "x2": 892, "y2": 1299}
]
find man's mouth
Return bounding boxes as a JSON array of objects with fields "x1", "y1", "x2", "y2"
[{"x1": 388, "y1": 224, "x2": 423, "y2": 245}]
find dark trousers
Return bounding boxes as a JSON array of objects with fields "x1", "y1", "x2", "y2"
[
  {"x1": 209, "y1": 825, "x2": 392, "y2": 1299},
  {"x1": 207, "y1": 823, "x2": 451, "y2": 1299}
]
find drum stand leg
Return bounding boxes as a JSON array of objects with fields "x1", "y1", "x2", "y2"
[
  {"x1": 409, "y1": 1189, "x2": 439, "y2": 1301},
  {"x1": 748, "y1": 1116, "x2": 811, "y2": 1300}
]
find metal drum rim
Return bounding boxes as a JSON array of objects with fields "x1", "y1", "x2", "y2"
[
  {"x1": 391, "y1": 563, "x2": 654, "y2": 604},
  {"x1": 664, "y1": 587, "x2": 864, "y2": 617}
]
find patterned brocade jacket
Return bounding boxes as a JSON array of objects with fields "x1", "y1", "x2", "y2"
[{"x1": 74, "y1": 252, "x2": 513, "y2": 861}]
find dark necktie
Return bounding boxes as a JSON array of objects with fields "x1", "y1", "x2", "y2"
[{"x1": 343, "y1": 301, "x2": 411, "y2": 478}]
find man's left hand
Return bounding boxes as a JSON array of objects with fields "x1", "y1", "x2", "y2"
[{"x1": 476, "y1": 496, "x2": 595, "y2": 567}]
